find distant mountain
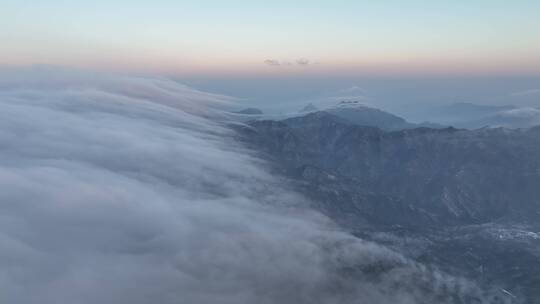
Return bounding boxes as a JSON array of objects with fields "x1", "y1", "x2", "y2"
[
  {"x1": 298, "y1": 103, "x2": 318, "y2": 113},
  {"x1": 325, "y1": 101, "x2": 414, "y2": 130},
  {"x1": 233, "y1": 107, "x2": 263, "y2": 115},
  {"x1": 297, "y1": 100, "x2": 443, "y2": 130},
  {"x1": 435, "y1": 102, "x2": 516, "y2": 121},
  {"x1": 465, "y1": 107, "x2": 540, "y2": 129},
  {"x1": 410, "y1": 102, "x2": 540, "y2": 129}
]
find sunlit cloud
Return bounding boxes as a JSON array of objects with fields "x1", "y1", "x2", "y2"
[
  {"x1": 264, "y1": 58, "x2": 316, "y2": 67},
  {"x1": 264, "y1": 59, "x2": 282, "y2": 66},
  {"x1": 296, "y1": 58, "x2": 311, "y2": 66}
]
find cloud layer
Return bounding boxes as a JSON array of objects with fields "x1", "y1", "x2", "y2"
[{"x1": 0, "y1": 67, "x2": 497, "y2": 304}]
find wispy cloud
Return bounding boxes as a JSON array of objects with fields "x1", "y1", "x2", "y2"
[
  {"x1": 264, "y1": 58, "x2": 316, "y2": 67},
  {"x1": 264, "y1": 59, "x2": 282, "y2": 66},
  {"x1": 296, "y1": 58, "x2": 311, "y2": 66}
]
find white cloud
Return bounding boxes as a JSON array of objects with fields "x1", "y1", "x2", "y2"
[
  {"x1": 296, "y1": 58, "x2": 310, "y2": 66},
  {"x1": 264, "y1": 59, "x2": 282, "y2": 66},
  {"x1": 0, "y1": 67, "x2": 494, "y2": 303},
  {"x1": 264, "y1": 58, "x2": 315, "y2": 67}
]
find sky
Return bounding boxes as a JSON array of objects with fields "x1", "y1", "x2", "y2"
[
  {"x1": 1, "y1": 1, "x2": 540, "y2": 115},
  {"x1": 0, "y1": 4, "x2": 538, "y2": 302},
  {"x1": 2, "y1": 0, "x2": 540, "y2": 76}
]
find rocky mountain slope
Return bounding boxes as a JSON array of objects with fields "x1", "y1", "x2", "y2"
[{"x1": 234, "y1": 111, "x2": 540, "y2": 302}]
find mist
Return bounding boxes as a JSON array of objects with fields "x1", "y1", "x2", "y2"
[{"x1": 181, "y1": 75, "x2": 540, "y2": 121}]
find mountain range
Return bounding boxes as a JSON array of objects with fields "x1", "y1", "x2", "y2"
[
  {"x1": 409, "y1": 102, "x2": 540, "y2": 129},
  {"x1": 233, "y1": 106, "x2": 540, "y2": 302},
  {"x1": 234, "y1": 100, "x2": 540, "y2": 131}
]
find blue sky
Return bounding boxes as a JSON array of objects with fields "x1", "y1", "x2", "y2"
[{"x1": 2, "y1": 1, "x2": 540, "y2": 76}]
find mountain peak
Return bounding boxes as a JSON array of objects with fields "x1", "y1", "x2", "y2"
[
  {"x1": 299, "y1": 103, "x2": 319, "y2": 113},
  {"x1": 333, "y1": 100, "x2": 370, "y2": 109},
  {"x1": 323, "y1": 102, "x2": 413, "y2": 130},
  {"x1": 234, "y1": 108, "x2": 263, "y2": 115}
]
